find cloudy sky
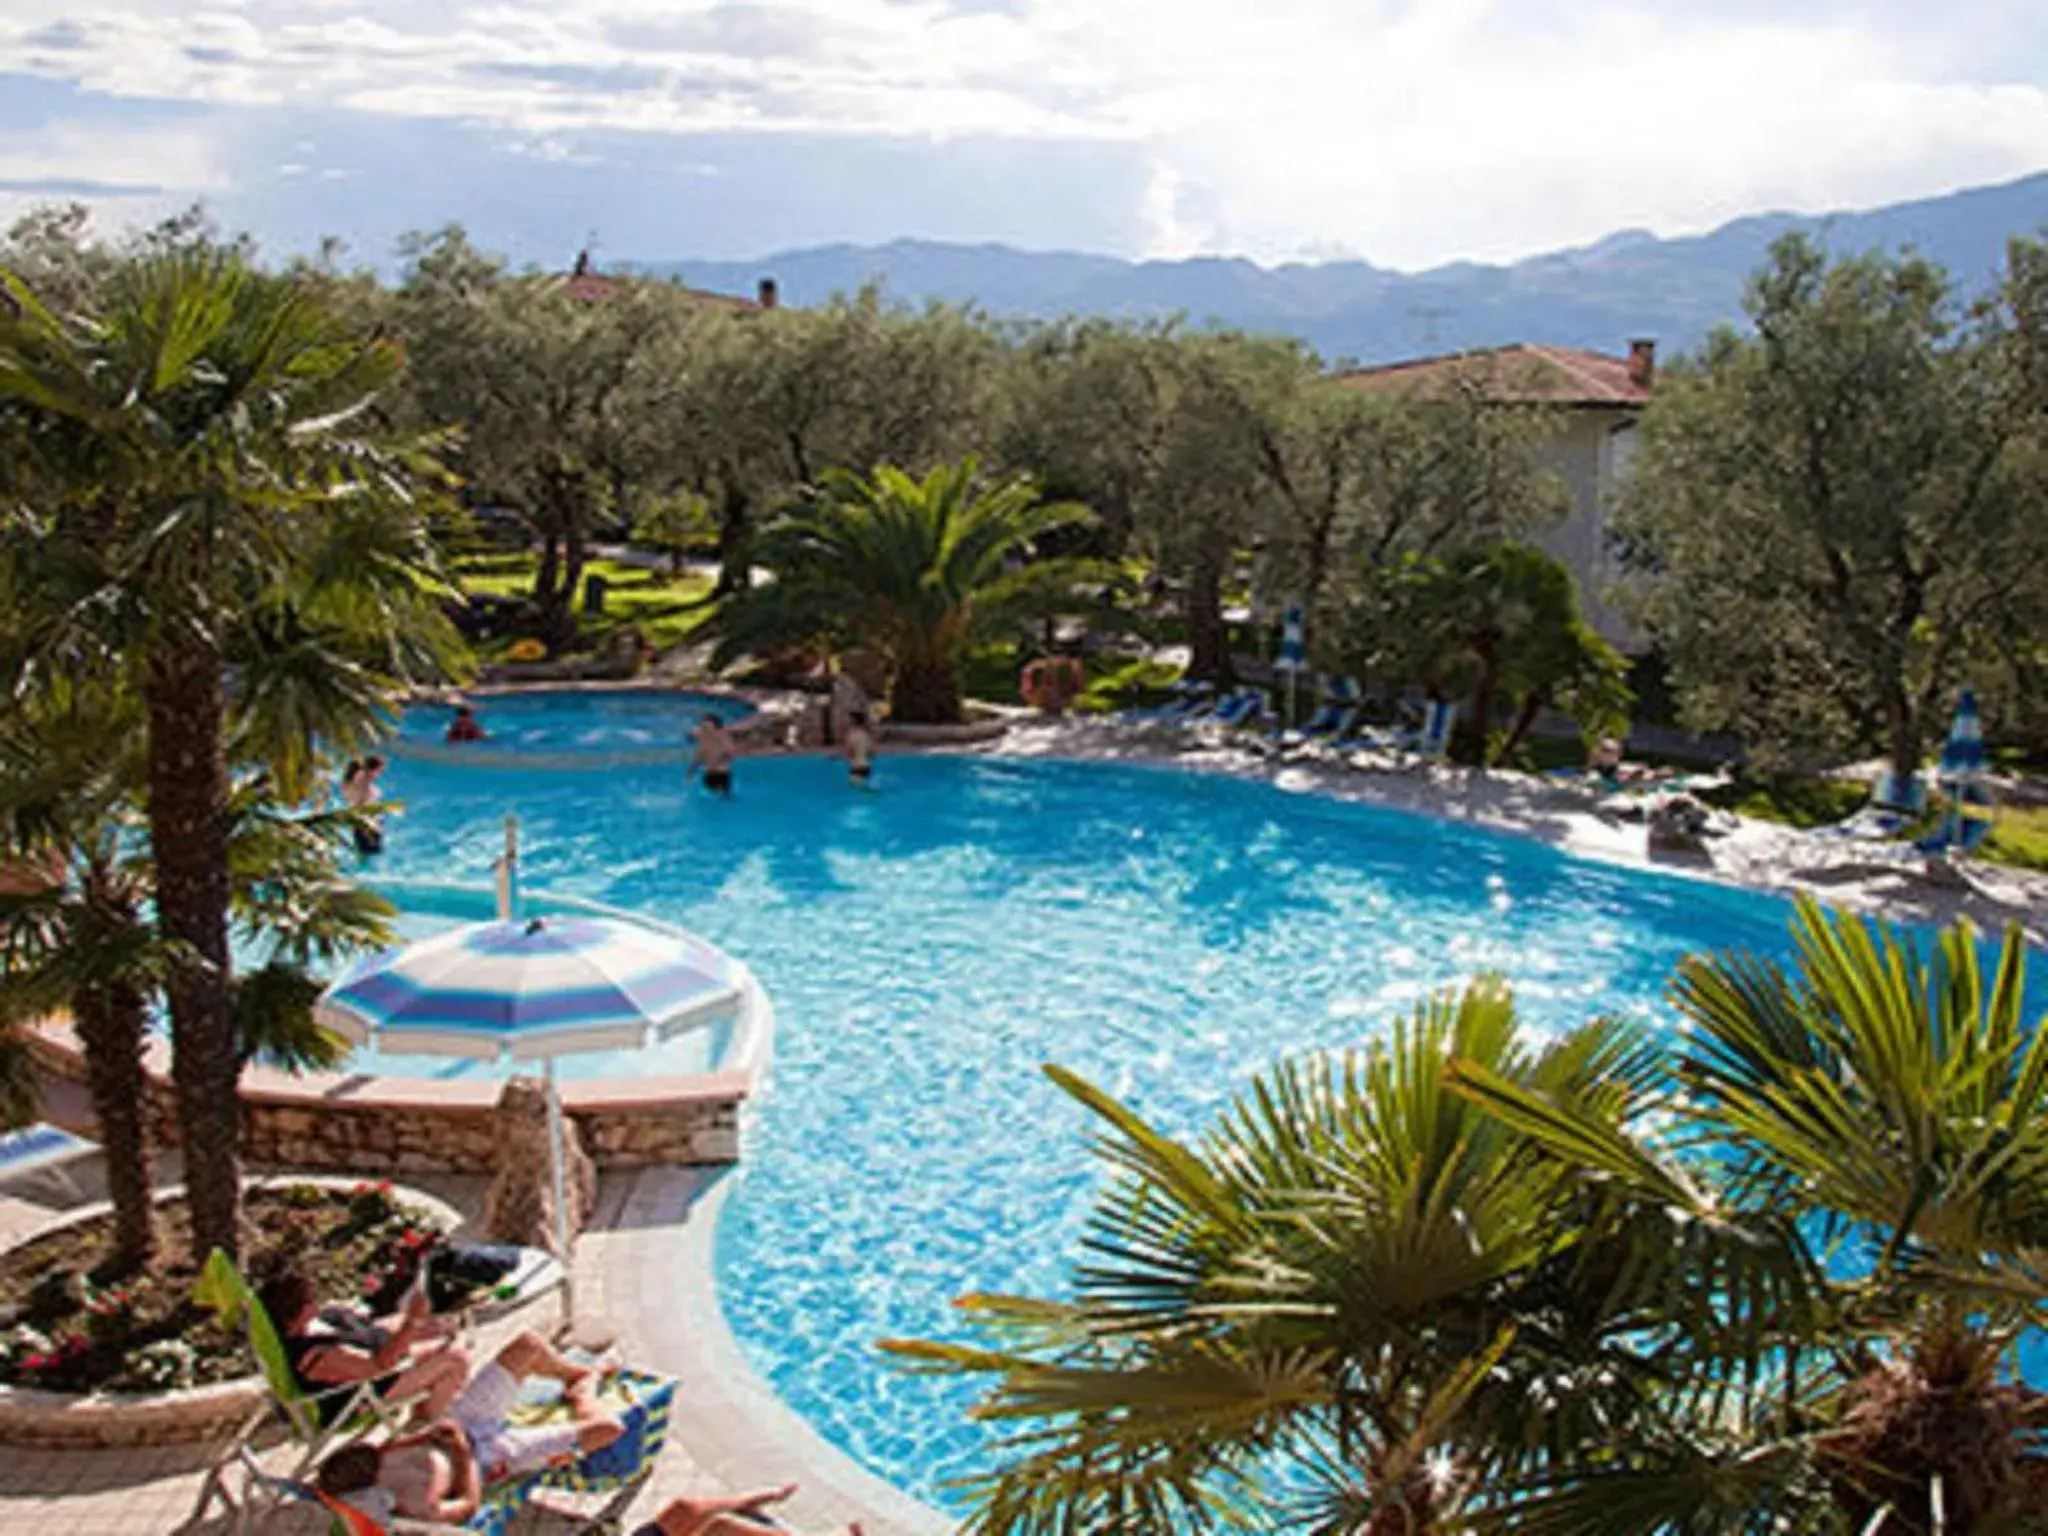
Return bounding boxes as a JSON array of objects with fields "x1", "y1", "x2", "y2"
[{"x1": 3, "y1": 0, "x2": 2047, "y2": 271}]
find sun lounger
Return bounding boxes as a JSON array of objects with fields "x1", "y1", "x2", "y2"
[
  {"x1": 188, "y1": 1249, "x2": 467, "y2": 1531},
  {"x1": 0, "y1": 1124, "x2": 97, "y2": 1201},
  {"x1": 259, "y1": 1365, "x2": 677, "y2": 1536},
  {"x1": 1119, "y1": 680, "x2": 1214, "y2": 726},
  {"x1": 1818, "y1": 768, "x2": 1927, "y2": 840},
  {"x1": 1405, "y1": 700, "x2": 1457, "y2": 763},
  {"x1": 1913, "y1": 813, "x2": 1994, "y2": 858},
  {"x1": 1193, "y1": 689, "x2": 1268, "y2": 733},
  {"x1": 1273, "y1": 699, "x2": 1353, "y2": 747},
  {"x1": 1344, "y1": 699, "x2": 1455, "y2": 767}
]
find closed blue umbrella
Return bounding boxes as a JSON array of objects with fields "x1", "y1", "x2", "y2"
[
  {"x1": 1275, "y1": 604, "x2": 1307, "y2": 674},
  {"x1": 1937, "y1": 687, "x2": 1986, "y2": 789},
  {"x1": 1276, "y1": 604, "x2": 1307, "y2": 726}
]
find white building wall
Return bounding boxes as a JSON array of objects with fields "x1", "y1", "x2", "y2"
[{"x1": 1534, "y1": 409, "x2": 1641, "y2": 650}]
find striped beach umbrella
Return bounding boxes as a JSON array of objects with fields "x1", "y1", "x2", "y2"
[
  {"x1": 1936, "y1": 686, "x2": 1987, "y2": 789},
  {"x1": 318, "y1": 914, "x2": 745, "y2": 1313},
  {"x1": 317, "y1": 915, "x2": 742, "y2": 1062}
]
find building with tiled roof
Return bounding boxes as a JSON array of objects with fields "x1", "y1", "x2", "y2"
[
  {"x1": 1332, "y1": 340, "x2": 1655, "y2": 408},
  {"x1": 1333, "y1": 339, "x2": 1657, "y2": 646},
  {"x1": 559, "y1": 250, "x2": 779, "y2": 313}
]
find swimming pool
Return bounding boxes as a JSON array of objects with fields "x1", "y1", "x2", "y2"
[
  {"x1": 364, "y1": 732, "x2": 1886, "y2": 1508},
  {"x1": 386, "y1": 688, "x2": 756, "y2": 759}
]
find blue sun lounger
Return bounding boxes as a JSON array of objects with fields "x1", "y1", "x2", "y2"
[
  {"x1": 1914, "y1": 812, "x2": 1994, "y2": 858},
  {"x1": 1121, "y1": 680, "x2": 1215, "y2": 726},
  {"x1": 1276, "y1": 699, "x2": 1355, "y2": 747},
  {"x1": 1199, "y1": 689, "x2": 1269, "y2": 731},
  {"x1": 1819, "y1": 769, "x2": 1927, "y2": 840}
]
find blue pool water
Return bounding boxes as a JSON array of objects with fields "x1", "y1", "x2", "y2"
[
  {"x1": 388, "y1": 689, "x2": 755, "y2": 756},
  {"x1": 358, "y1": 723, "x2": 1916, "y2": 1508}
]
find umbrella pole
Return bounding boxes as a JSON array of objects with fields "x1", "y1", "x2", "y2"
[
  {"x1": 545, "y1": 1057, "x2": 575, "y2": 1322},
  {"x1": 497, "y1": 814, "x2": 520, "y2": 921}
]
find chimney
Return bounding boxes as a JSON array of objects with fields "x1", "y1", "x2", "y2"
[
  {"x1": 1626, "y1": 337, "x2": 1656, "y2": 390},
  {"x1": 757, "y1": 276, "x2": 779, "y2": 310}
]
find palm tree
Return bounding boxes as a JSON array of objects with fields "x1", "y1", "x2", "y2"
[
  {"x1": 706, "y1": 459, "x2": 1098, "y2": 723},
  {"x1": 0, "y1": 696, "x2": 393, "y2": 1276},
  {"x1": 1669, "y1": 898, "x2": 2048, "y2": 1533},
  {"x1": 0, "y1": 247, "x2": 460, "y2": 1258},
  {"x1": 0, "y1": 693, "x2": 163, "y2": 1273},
  {"x1": 884, "y1": 983, "x2": 1804, "y2": 1533},
  {"x1": 1345, "y1": 543, "x2": 1628, "y2": 766},
  {"x1": 1456, "y1": 898, "x2": 2048, "y2": 1534}
]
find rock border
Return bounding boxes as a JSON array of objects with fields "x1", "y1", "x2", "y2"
[{"x1": 0, "y1": 1176, "x2": 459, "y2": 1449}]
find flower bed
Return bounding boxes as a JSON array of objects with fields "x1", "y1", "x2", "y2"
[{"x1": 0, "y1": 1181, "x2": 444, "y2": 1396}]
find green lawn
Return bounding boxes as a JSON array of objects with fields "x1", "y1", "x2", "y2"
[
  {"x1": 452, "y1": 555, "x2": 715, "y2": 658},
  {"x1": 1709, "y1": 773, "x2": 2048, "y2": 874},
  {"x1": 1986, "y1": 804, "x2": 2048, "y2": 872}
]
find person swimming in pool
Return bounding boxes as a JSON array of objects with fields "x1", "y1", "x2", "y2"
[
  {"x1": 692, "y1": 713, "x2": 735, "y2": 797},
  {"x1": 340, "y1": 755, "x2": 389, "y2": 855},
  {"x1": 844, "y1": 710, "x2": 875, "y2": 786},
  {"x1": 446, "y1": 704, "x2": 486, "y2": 744}
]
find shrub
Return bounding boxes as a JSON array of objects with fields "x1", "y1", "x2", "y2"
[
  {"x1": 345, "y1": 1181, "x2": 399, "y2": 1228},
  {"x1": 127, "y1": 1338, "x2": 201, "y2": 1392}
]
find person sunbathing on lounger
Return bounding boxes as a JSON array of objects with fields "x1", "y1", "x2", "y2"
[
  {"x1": 634, "y1": 1485, "x2": 865, "y2": 1536},
  {"x1": 315, "y1": 1330, "x2": 623, "y2": 1525},
  {"x1": 261, "y1": 1268, "x2": 470, "y2": 1425}
]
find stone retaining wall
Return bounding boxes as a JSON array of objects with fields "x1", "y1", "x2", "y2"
[
  {"x1": 0, "y1": 1365, "x2": 269, "y2": 1450},
  {"x1": 29, "y1": 1029, "x2": 748, "y2": 1176}
]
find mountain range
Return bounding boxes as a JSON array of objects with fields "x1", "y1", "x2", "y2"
[{"x1": 636, "y1": 170, "x2": 2048, "y2": 363}]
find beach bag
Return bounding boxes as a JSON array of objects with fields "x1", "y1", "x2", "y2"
[{"x1": 426, "y1": 1241, "x2": 523, "y2": 1312}]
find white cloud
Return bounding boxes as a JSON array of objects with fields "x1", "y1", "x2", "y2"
[
  {"x1": 0, "y1": 119, "x2": 227, "y2": 231},
  {"x1": 3, "y1": 0, "x2": 2047, "y2": 264}
]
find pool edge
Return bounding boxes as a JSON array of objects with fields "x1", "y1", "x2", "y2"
[{"x1": 664, "y1": 1170, "x2": 958, "y2": 1535}]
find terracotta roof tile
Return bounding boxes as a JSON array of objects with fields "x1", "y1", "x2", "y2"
[
  {"x1": 556, "y1": 268, "x2": 763, "y2": 311},
  {"x1": 1331, "y1": 343, "x2": 1651, "y2": 407}
]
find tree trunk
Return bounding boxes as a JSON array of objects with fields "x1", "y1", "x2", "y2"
[
  {"x1": 74, "y1": 979, "x2": 154, "y2": 1276},
  {"x1": 1364, "y1": 1464, "x2": 1441, "y2": 1536},
  {"x1": 1884, "y1": 688, "x2": 1923, "y2": 792},
  {"x1": 1466, "y1": 646, "x2": 1500, "y2": 767},
  {"x1": 1500, "y1": 692, "x2": 1545, "y2": 761},
  {"x1": 534, "y1": 530, "x2": 567, "y2": 652},
  {"x1": 1186, "y1": 550, "x2": 1235, "y2": 685},
  {"x1": 889, "y1": 659, "x2": 962, "y2": 725},
  {"x1": 714, "y1": 482, "x2": 752, "y2": 597},
  {"x1": 563, "y1": 526, "x2": 588, "y2": 644},
  {"x1": 145, "y1": 643, "x2": 241, "y2": 1262}
]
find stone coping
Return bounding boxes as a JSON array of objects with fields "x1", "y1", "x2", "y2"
[
  {"x1": 0, "y1": 1176, "x2": 458, "y2": 1449},
  {"x1": 30, "y1": 1025, "x2": 756, "y2": 1118},
  {"x1": 880, "y1": 718, "x2": 1010, "y2": 746}
]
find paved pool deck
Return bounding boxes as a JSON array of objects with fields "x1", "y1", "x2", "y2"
[{"x1": 0, "y1": 1164, "x2": 945, "y2": 1536}]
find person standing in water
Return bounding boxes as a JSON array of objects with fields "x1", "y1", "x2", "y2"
[
  {"x1": 844, "y1": 711, "x2": 876, "y2": 787},
  {"x1": 341, "y1": 756, "x2": 389, "y2": 855},
  {"x1": 445, "y1": 704, "x2": 486, "y2": 744},
  {"x1": 692, "y1": 714, "x2": 736, "y2": 797}
]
